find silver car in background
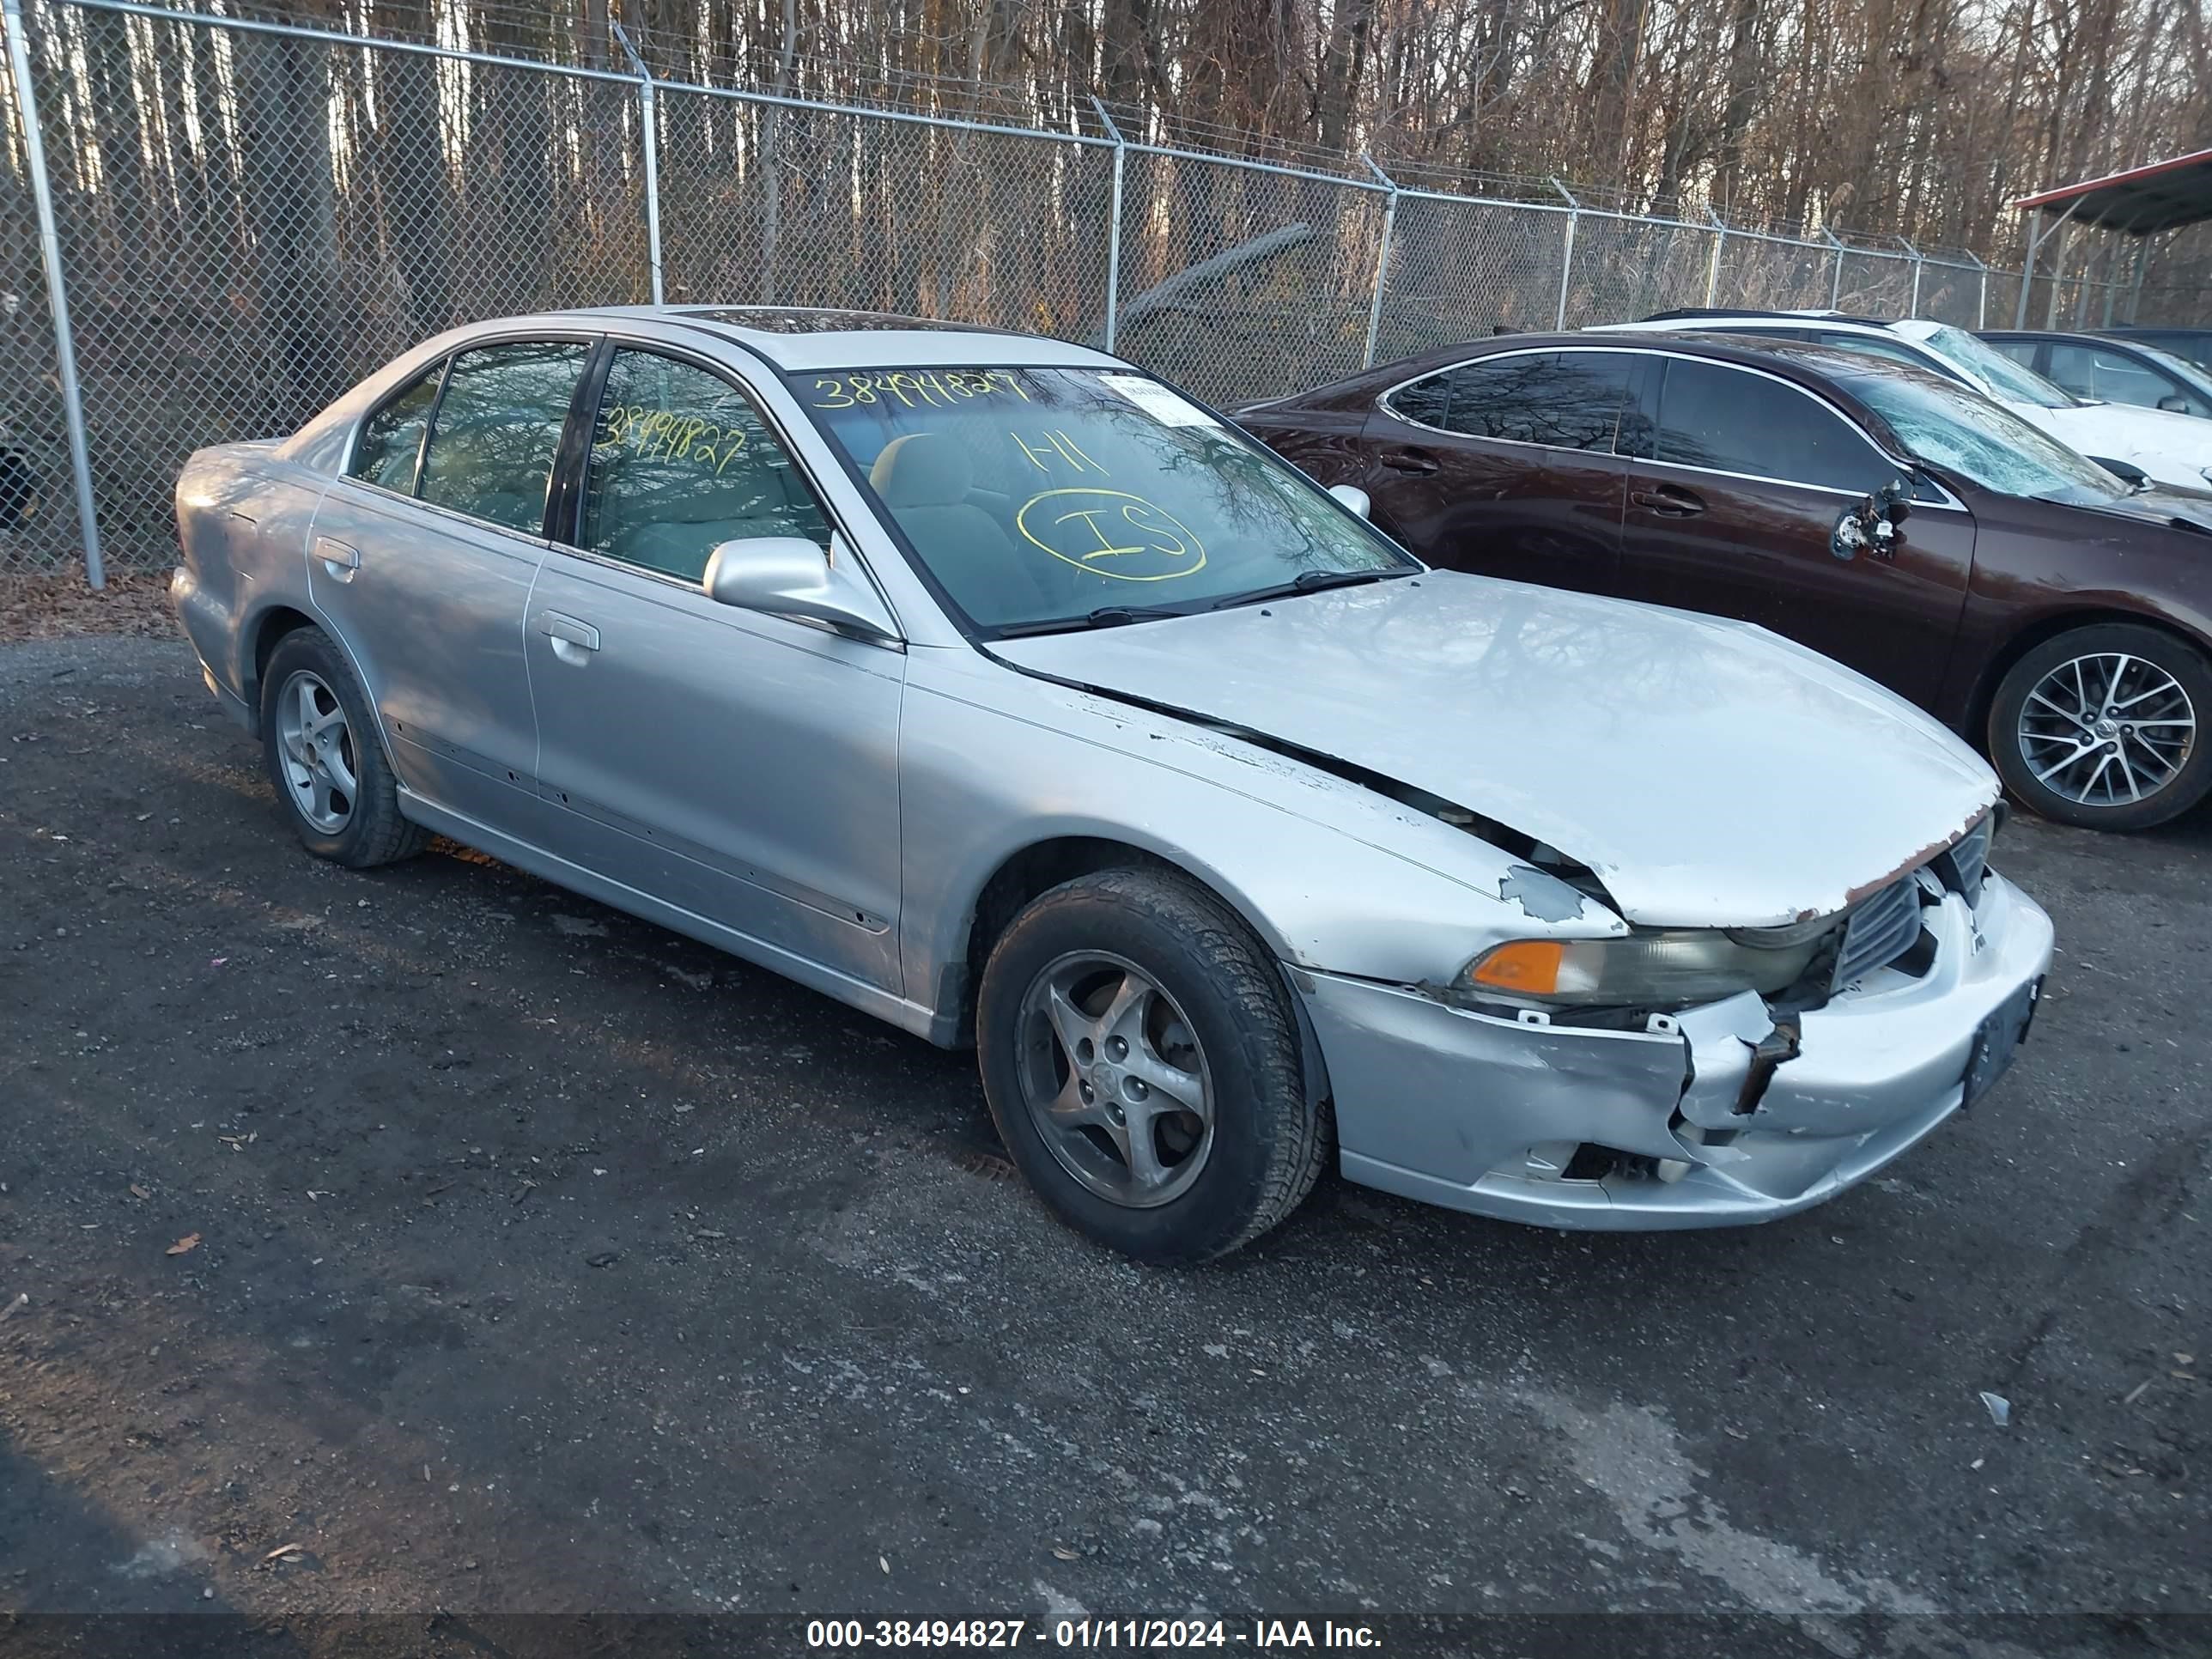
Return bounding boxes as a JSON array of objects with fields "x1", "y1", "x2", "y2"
[{"x1": 172, "y1": 307, "x2": 2053, "y2": 1262}]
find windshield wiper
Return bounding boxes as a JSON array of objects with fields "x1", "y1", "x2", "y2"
[
  {"x1": 993, "y1": 604, "x2": 1194, "y2": 638},
  {"x1": 1207, "y1": 567, "x2": 1403, "y2": 611}
]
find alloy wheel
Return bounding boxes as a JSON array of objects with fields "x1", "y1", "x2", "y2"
[
  {"x1": 275, "y1": 669, "x2": 359, "y2": 834},
  {"x1": 2017, "y1": 651, "x2": 2197, "y2": 808},
  {"x1": 1015, "y1": 951, "x2": 1215, "y2": 1209}
]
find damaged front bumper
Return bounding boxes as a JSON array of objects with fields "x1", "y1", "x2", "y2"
[{"x1": 1302, "y1": 871, "x2": 2054, "y2": 1231}]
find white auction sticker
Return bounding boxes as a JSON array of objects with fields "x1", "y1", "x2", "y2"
[{"x1": 1101, "y1": 373, "x2": 1222, "y2": 428}]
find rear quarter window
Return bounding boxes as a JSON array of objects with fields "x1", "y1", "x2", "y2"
[{"x1": 349, "y1": 362, "x2": 443, "y2": 494}]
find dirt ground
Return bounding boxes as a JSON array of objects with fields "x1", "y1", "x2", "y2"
[{"x1": 1, "y1": 632, "x2": 2207, "y2": 1656}]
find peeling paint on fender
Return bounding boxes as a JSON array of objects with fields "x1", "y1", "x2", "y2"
[{"x1": 1499, "y1": 864, "x2": 1588, "y2": 922}]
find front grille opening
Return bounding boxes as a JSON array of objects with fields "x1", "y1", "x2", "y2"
[
  {"x1": 1832, "y1": 875, "x2": 1924, "y2": 991},
  {"x1": 1935, "y1": 813, "x2": 1994, "y2": 907},
  {"x1": 1562, "y1": 1143, "x2": 1661, "y2": 1182}
]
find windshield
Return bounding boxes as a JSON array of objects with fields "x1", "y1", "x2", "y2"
[
  {"x1": 1844, "y1": 370, "x2": 2129, "y2": 504},
  {"x1": 1911, "y1": 324, "x2": 2081, "y2": 409},
  {"x1": 804, "y1": 366, "x2": 1414, "y2": 634}
]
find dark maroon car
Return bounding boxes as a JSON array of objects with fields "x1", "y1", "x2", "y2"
[{"x1": 1238, "y1": 332, "x2": 2212, "y2": 831}]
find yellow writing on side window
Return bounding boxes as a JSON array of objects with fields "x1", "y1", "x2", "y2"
[
  {"x1": 811, "y1": 369, "x2": 1031, "y2": 410},
  {"x1": 596, "y1": 404, "x2": 752, "y2": 477}
]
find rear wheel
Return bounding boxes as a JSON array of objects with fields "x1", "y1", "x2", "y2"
[
  {"x1": 975, "y1": 868, "x2": 1328, "y2": 1264},
  {"x1": 258, "y1": 627, "x2": 429, "y2": 868},
  {"x1": 1988, "y1": 623, "x2": 2212, "y2": 831}
]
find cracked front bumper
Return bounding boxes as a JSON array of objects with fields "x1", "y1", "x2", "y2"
[{"x1": 1301, "y1": 872, "x2": 2054, "y2": 1231}]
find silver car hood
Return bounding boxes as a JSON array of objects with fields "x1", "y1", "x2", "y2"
[{"x1": 993, "y1": 571, "x2": 1998, "y2": 928}]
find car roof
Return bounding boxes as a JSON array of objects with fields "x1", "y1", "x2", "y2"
[
  {"x1": 1603, "y1": 312, "x2": 1903, "y2": 337},
  {"x1": 494, "y1": 305, "x2": 1125, "y2": 373},
  {"x1": 1638, "y1": 305, "x2": 1891, "y2": 328},
  {"x1": 1978, "y1": 328, "x2": 2124, "y2": 343},
  {"x1": 1369, "y1": 327, "x2": 1940, "y2": 391},
  {"x1": 1315, "y1": 329, "x2": 1958, "y2": 458}
]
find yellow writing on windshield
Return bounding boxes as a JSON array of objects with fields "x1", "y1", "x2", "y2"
[
  {"x1": 811, "y1": 370, "x2": 1031, "y2": 409},
  {"x1": 1016, "y1": 488, "x2": 1206, "y2": 582},
  {"x1": 1011, "y1": 428, "x2": 1108, "y2": 476},
  {"x1": 597, "y1": 404, "x2": 752, "y2": 477}
]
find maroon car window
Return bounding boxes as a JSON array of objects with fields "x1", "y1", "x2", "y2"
[
  {"x1": 1385, "y1": 373, "x2": 1453, "y2": 428},
  {"x1": 1395, "y1": 351, "x2": 1631, "y2": 453},
  {"x1": 1654, "y1": 360, "x2": 1887, "y2": 493}
]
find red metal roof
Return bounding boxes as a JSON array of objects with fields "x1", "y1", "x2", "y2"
[{"x1": 2013, "y1": 149, "x2": 2212, "y2": 234}]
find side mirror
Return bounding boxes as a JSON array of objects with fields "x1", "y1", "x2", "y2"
[
  {"x1": 2088, "y1": 456, "x2": 2149, "y2": 488},
  {"x1": 702, "y1": 533, "x2": 899, "y2": 643},
  {"x1": 1327, "y1": 483, "x2": 1372, "y2": 520},
  {"x1": 1876, "y1": 476, "x2": 1912, "y2": 525},
  {"x1": 2158, "y1": 395, "x2": 2190, "y2": 414}
]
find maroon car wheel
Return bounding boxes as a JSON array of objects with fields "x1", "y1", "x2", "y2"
[{"x1": 1989, "y1": 623, "x2": 2212, "y2": 832}]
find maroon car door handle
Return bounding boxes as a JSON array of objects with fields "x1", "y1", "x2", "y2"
[
  {"x1": 1632, "y1": 486, "x2": 1705, "y2": 516},
  {"x1": 1379, "y1": 447, "x2": 1441, "y2": 476}
]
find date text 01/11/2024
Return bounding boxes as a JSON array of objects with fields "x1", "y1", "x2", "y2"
[{"x1": 805, "y1": 1620, "x2": 1383, "y2": 1649}]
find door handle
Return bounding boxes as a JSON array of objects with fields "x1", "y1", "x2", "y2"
[
  {"x1": 1379, "y1": 448, "x2": 1441, "y2": 476},
  {"x1": 540, "y1": 611, "x2": 601, "y2": 665},
  {"x1": 1631, "y1": 488, "x2": 1705, "y2": 517},
  {"x1": 314, "y1": 536, "x2": 361, "y2": 581}
]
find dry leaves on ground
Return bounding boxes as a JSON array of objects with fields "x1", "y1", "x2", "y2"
[{"x1": 0, "y1": 571, "x2": 178, "y2": 643}]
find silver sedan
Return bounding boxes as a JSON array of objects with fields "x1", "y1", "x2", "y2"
[{"x1": 172, "y1": 307, "x2": 2054, "y2": 1262}]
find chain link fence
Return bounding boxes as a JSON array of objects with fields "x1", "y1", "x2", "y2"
[
  {"x1": 0, "y1": 0, "x2": 2165, "y2": 585},
  {"x1": 656, "y1": 88, "x2": 1120, "y2": 340},
  {"x1": 1374, "y1": 195, "x2": 1570, "y2": 362}
]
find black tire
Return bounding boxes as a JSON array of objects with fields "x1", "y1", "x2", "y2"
[
  {"x1": 258, "y1": 626, "x2": 430, "y2": 868},
  {"x1": 1986, "y1": 623, "x2": 2212, "y2": 832},
  {"x1": 975, "y1": 867, "x2": 1328, "y2": 1264}
]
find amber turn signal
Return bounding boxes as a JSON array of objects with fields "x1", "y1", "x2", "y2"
[{"x1": 1468, "y1": 939, "x2": 1565, "y2": 995}]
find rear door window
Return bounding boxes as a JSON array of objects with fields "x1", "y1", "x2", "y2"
[
  {"x1": 416, "y1": 341, "x2": 592, "y2": 535},
  {"x1": 2047, "y1": 343, "x2": 2203, "y2": 415},
  {"x1": 1654, "y1": 359, "x2": 1890, "y2": 492},
  {"x1": 1394, "y1": 351, "x2": 1632, "y2": 452}
]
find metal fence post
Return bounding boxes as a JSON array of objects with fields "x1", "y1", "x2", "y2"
[
  {"x1": 1962, "y1": 251, "x2": 1989, "y2": 329},
  {"x1": 1551, "y1": 178, "x2": 1578, "y2": 328},
  {"x1": 1091, "y1": 97, "x2": 1125, "y2": 354},
  {"x1": 1360, "y1": 154, "x2": 1396, "y2": 369},
  {"x1": 611, "y1": 23, "x2": 664, "y2": 305},
  {"x1": 3, "y1": 0, "x2": 103, "y2": 587},
  {"x1": 1897, "y1": 237, "x2": 1923, "y2": 317},
  {"x1": 1704, "y1": 209, "x2": 1727, "y2": 307},
  {"x1": 2014, "y1": 209, "x2": 2041, "y2": 327},
  {"x1": 1823, "y1": 229, "x2": 1846, "y2": 310}
]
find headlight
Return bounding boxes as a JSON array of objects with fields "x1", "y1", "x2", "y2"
[{"x1": 1462, "y1": 927, "x2": 1829, "y2": 1009}]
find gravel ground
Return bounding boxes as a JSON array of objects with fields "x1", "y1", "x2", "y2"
[{"x1": 0, "y1": 635, "x2": 2206, "y2": 1656}]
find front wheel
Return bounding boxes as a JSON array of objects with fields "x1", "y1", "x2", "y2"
[
  {"x1": 975, "y1": 868, "x2": 1328, "y2": 1264},
  {"x1": 1987, "y1": 623, "x2": 2212, "y2": 831}
]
